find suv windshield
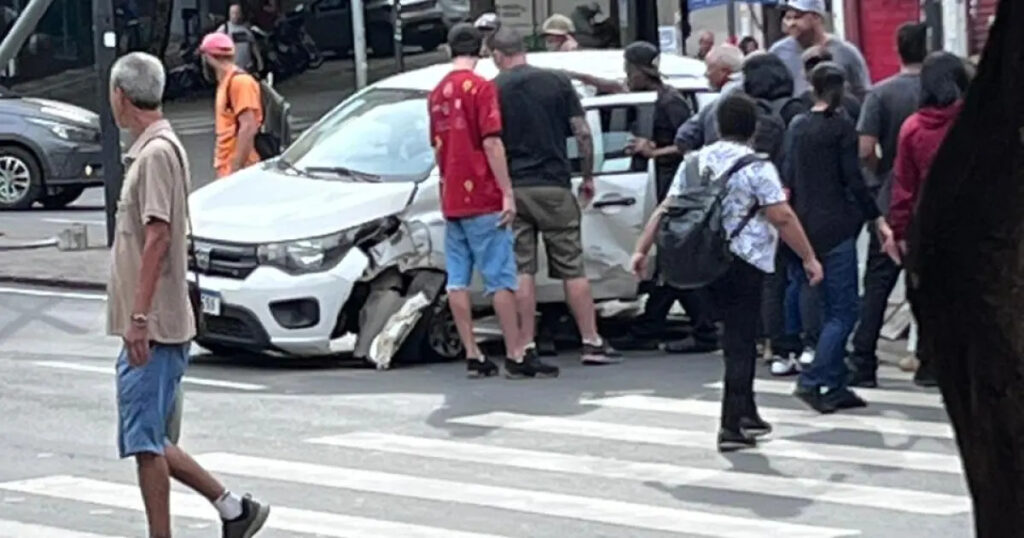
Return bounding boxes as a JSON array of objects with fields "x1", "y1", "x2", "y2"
[{"x1": 281, "y1": 88, "x2": 434, "y2": 182}]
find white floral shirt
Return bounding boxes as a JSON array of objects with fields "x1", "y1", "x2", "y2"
[{"x1": 668, "y1": 140, "x2": 787, "y2": 273}]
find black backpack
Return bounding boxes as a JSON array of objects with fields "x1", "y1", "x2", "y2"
[
  {"x1": 656, "y1": 153, "x2": 768, "y2": 290},
  {"x1": 752, "y1": 97, "x2": 791, "y2": 168},
  {"x1": 226, "y1": 71, "x2": 288, "y2": 160}
]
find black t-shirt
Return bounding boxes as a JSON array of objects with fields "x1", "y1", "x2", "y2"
[
  {"x1": 782, "y1": 90, "x2": 862, "y2": 127},
  {"x1": 651, "y1": 85, "x2": 692, "y2": 201},
  {"x1": 495, "y1": 65, "x2": 584, "y2": 189}
]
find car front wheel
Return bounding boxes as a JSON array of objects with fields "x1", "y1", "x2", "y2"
[
  {"x1": 396, "y1": 294, "x2": 464, "y2": 363},
  {"x1": 0, "y1": 146, "x2": 42, "y2": 210}
]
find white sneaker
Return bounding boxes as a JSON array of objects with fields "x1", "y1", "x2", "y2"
[
  {"x1": 799, "y1": 348, "x2": 815, "y2": 366},
  {"x1": 770, "y1": 355, "x2": 800, "y2": 376}
]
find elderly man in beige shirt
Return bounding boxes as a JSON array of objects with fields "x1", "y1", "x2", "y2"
[{"x1": 106, "y1": 51, "x2": 269, "y2": 538}]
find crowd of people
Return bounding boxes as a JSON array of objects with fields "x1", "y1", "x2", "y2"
[{"x1": 432, "y1": 0, "x2": 971, "y2": 450}]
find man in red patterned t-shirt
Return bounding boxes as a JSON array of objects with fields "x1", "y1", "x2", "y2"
[{"x1": 430, "y1": 24, "x2": 544, "y2": 378}]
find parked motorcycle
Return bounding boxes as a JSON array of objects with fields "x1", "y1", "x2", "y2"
[{"x1": 268, "y1": 4, "x2": 324, "y2": 81}]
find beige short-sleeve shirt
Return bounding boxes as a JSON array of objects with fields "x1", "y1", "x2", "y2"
[{"x1": 106, "y1": 119, "x2": 195, "y2": 343}]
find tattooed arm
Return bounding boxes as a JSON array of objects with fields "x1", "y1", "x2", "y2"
[{"x1": 571, "y1": 114, "x2": 596, "y2": 206}]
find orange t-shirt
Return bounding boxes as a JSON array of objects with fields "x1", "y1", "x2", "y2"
[{"x1": 214, "y1": 69, "x2": 264, "y2": 178}]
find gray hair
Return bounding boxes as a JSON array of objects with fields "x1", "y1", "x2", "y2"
[
  {"x1": 705, "y1": 44, "x2": 744, "y2": 73},
  {"x1": 111, "y1": 52, "x2": 165, "y2": 110},
  {"x1": 487, "y1": 26, "x2": 525, "y2": 56}
]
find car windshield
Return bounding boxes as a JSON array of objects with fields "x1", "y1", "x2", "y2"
[{"x1": 281, "y1": 88, "x2": 434, "y2": 182}]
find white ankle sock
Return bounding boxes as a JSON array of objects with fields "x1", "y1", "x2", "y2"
[
  {"x1": 582, "y1": 337, "x2": 603, "y2": 347},
  {"x1": 214, "y1": 490, "x2": 243, "y2": 521}
]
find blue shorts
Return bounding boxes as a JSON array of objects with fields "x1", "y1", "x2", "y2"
[
  {"x1": 116, "y1": 344, "x2": 189, "y2": 458},
  {"x1": 445, "y1": 213, "x2": 518, "y2": 295}
]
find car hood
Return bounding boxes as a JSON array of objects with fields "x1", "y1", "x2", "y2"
[
  {"x1": 8, "y1": 97, "x2": 100, "y2": 129},
  {"x1": 190, "y1": 165, "x2": 417, "y2": 244}
]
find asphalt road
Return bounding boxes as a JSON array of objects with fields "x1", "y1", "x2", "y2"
[{"x1": 0, "y1": 286, "x2": 972, "y2": 537}]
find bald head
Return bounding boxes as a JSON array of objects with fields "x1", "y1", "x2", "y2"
[{"x1": 697, "y1": 30, "x2": 715, "y2": 57}]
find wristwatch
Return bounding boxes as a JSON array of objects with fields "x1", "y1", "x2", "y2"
[{"x1": 131, "y1": 313, "x2": 148, "y2": 326}]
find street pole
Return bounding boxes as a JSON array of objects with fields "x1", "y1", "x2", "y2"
[
  {"x1": 0, "y1": 0, "x2": 56, "y2": 67},
  {"x1": 351, "y1": 0, "x2": 368, "y2": 90},
  {"x1": 726, "y1": 0, "x2": 737, "y2": 43},
  {"x1": 93, "y1": 0, "x2": 123, "y2": 247},
  {"x1": 393, "y1": 1, "x2": 404, "y2": 73}
]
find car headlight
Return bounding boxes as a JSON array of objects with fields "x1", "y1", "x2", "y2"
[
  {"x1": 256, "y1": 218, "x2": 398, "y2": 274},
  {"x1": 26, "y1": 117, "x2": 99, "y2": 143}
]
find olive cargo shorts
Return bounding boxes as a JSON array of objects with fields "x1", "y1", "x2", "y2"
[{"x1": 513, "y1": 185, "x2": 585, "y2": 279}]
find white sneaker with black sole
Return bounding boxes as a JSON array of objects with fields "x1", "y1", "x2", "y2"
[{"x1": 770, "y1": 354, "x2": 800, "y2": 376}]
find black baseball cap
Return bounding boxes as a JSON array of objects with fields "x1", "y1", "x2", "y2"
[
  {"x1": 448, "y1": 22, "x2": 482, "y2": 57},
  {"x1": 624, "y1": 41, "x2": 661, "y2": 77}
]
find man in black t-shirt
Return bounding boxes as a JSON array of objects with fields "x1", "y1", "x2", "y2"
[{"x1": 488, "y1": 26, "x2": 619, "y2": 366}]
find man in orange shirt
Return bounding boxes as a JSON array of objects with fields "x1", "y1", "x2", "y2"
[{"x1": 199, "y1": 33, "x2": 263, "y2": 178}]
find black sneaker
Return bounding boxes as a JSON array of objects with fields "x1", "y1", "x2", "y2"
[
  {"x1": 664, "y1": 336, "x2": 720, "y2": 354},
  {"x1": 505, "y1": 352, "x2": 560, "y2": 379},
  {"x1": 846, "y1": 368, "x2": 878, "y2": 388},
  {"x1": 610, "y1": 333, "x2": 660, "y2": 351},
  {"x1": 913, "y1": 359, "x2": 938, "y2": 387},
  {"x1": 717, "y1": 428, "x2": 757, "y2": 452},
  {"x1": 739, "y1": 415, "x2": 773, "y2": 438},
  {"x1": 794, "y1": 385, "x2": 838, "y2": 414},
  {"x1": 222, "y1": 494, "x2": 270, "y2": 538},
  {"x1": 824, "y1": 387, "x2": 868, "y2": 410},
  {"x1": 581, "y1": 339, "x2": 623, "y2": 365},
  {"x1": 467, "y1": 357, "x2": 499, "y2": 378}
]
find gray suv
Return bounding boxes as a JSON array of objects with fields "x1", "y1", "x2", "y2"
[{"x1": 0, "y1": 86, "x2": 103, "y2": 210}]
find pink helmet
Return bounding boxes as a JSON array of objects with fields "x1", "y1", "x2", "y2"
[{"x1": 199, "y1": 32, "x2": 235, "y2": 58}]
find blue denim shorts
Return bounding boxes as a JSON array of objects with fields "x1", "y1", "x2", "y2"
[
  {"x1": 116, "y1": 344, "x2": 189, "y2": 458},
  {"x1": 445, "y1": 213, "x2": 518, "y2": 295}
]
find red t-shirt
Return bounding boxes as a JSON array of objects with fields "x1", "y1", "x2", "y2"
[{"x1": 428, "y1": 69, "x2": 503, "y2": 219}]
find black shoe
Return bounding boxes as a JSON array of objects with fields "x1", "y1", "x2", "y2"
[
  {"x1": 824, "y1": 387, "x2": 868, "y2": 410},
  {"x1": 717, "y1": 428, "x2": 757, "y2": 452},
  {"x1": 664, "y1": 336, "x2": 719, "y2": 354},
  {"x1": 222, "y1": 494, "x2": 270, "y2": 538},
  {"x1": 846, "y1": 368, "x2": 878, "y2": 388},
  {"x1": 794, "y1": 385, "x2": 838, "y2": 414},
  {"x1": 466, "y1": 357, "x2": 499, "y2": 378},
  {"x1": 581, "y1": 339, "x2": 623, "y2": 365},
  {"x1": 739, "y1": 415, "x2": 773, "y2": 438},
  {"x1": 913, "y1": 360, "x2": 938, "y2": 387},
  {"x1": 610, "y1": 333, "x2": 660, "y2": 351},
  {"x1": 505, "y1": 352, "x2": 560, "y2": 379},
  {"x1": 536, "y1": 338, "x2": 559, "y2": 357}
]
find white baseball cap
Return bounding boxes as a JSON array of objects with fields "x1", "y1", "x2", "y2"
[{"x1": 783, "y1": 0, "x2": 827, "y2": 16}]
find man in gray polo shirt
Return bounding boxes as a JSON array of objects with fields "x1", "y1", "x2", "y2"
[{"x1": 770, "y1": 0, "x2": 871, "y2": 99}]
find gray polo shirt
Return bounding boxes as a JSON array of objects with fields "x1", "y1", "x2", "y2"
[{"x1": 770, "y1": 36, "x2": 871, "y2": 99}]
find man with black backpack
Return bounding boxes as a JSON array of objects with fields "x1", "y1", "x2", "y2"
[{"x1": 631, "y1": 94, "x2": 822, "y2": 452}]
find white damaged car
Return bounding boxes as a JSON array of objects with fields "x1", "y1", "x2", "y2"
[{"x1": 189, "y1": 50, "x2": 709, "y2": 364}]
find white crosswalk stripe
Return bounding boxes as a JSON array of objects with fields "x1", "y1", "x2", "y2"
[
  {"x1": 705, "y1": 379, "x2": 945, "y2": 408},
  {"x1": 196, "y1": 452, "x2": 857, "y2": 538},
  {"x1": 583, "y1": 394, "x2": 954, "y2": 438},
  {"x1": 0, "y1": 380, "x2": 966, "y2": 536},
  {"x1": 449, "y1": 412, "x2": 962, "y2": 473},
  {"x1": 309, "y1": 432, "x2": 969, "y2": 515},
  {"x1": 0, "y1": 476, "x2": 508, "y2": 538},
  {"x1": 0, "y1": 520, "x2": 125, "y2": 538}
]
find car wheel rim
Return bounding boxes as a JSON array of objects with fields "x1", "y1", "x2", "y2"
[
  {"x1": 427, "y1": 301, "x2": 462, "y2": 359},
  {"x1": 0, "y1": 156, "x2": 31, "y2": 204}
]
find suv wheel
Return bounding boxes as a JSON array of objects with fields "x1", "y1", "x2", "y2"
[
  {"x1": 0, "y1": 146, "x2": 42, "y2": 210},
  {"x1": 369, "y1": 23, "x2": 395, "y2": 57},
  {"x1": 41, "y1": 186, "x2": 85, "y2": 209}
]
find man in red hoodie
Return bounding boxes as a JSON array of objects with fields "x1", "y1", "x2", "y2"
[{"x1": 888, "y1": 52, "x2": 969, "y2": 387}]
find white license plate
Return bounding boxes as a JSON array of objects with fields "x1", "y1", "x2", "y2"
[{"x1": 200, "y1": 291, "x2": 222, "y2": 316}]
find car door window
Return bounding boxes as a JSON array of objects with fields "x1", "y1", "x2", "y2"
[{"x1": 568, "y1": 102, "x2": 655, "y2": 176}]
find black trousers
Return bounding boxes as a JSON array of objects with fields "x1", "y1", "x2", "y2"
[
  {"x1": 850, "y1": 225, "x2": 903, "y2": 370},
  {"x1": 632, "y1": 283, "x2": 718, "y2": 342},
  {"x1": 710, "y1": 259, "x2": 765, "y2": 430}
]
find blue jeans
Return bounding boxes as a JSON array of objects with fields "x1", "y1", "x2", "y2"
[
  {"x1": 797, "y1": 238, "x2": 859, "y2": 390},
  {"x1": 445, "y1": 213, "x2": 517, "y2": 295},
  {"x1": 116, "y1": 344, "x2": 190, "y2": 458}
]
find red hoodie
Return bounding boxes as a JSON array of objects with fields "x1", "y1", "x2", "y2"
[{"x1": 889, "y1": 101, "x2": 964, "y2": 242}]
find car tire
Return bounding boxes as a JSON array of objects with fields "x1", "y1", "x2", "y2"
[
  {"x1": 0, "y1": 145, "x2": 43, "y2": 210},
  {"x1": 396, "y1": 294, "x2": 464, "y2": 363},
  {"x1": 419, "y1": 31, "x2": 444, "y2": 52},
  {"x1": 41, "y1": 186, "x2": 85, "y2": 209},
  {"x1": 369, "y1": 23, "x2": 395, "y2": 57}
]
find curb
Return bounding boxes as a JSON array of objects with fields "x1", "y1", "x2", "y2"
[
  {"x1": 0, "y1": 238, "x2": 58, "y2": 251},
  {"x1": 0, "y1": 275, "x2": 106, "y2": 292}
]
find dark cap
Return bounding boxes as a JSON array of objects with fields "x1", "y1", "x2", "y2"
[
  {"x1": 448, "y1": 22, "x2": 483, "y2": 57},
  {"x1": 624, "y1": 41, "x2": 661, "y2": 78}
]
